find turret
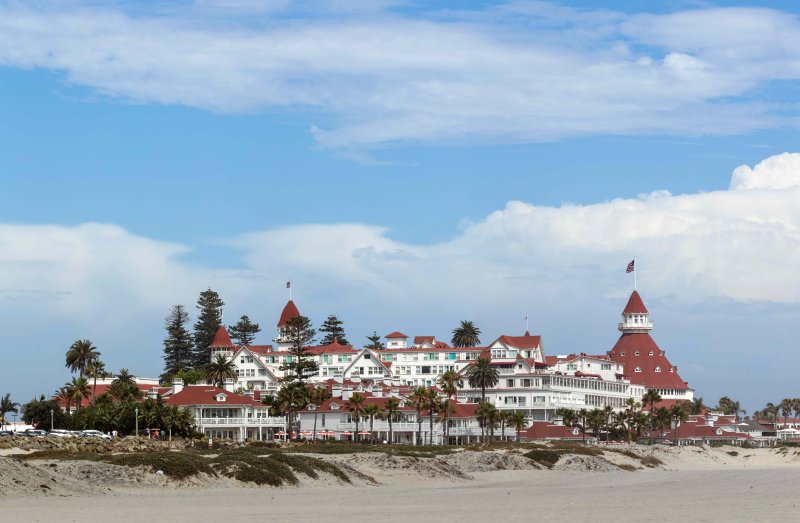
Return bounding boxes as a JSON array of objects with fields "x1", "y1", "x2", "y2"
[
  {"x1": 210, "y1": 325, "x2": 235, "y2": 362},
  {"x1": 618, "y1": 291, "x2": 653, "y2": 333},
  {"x1": 274, "y1": 300, "x2": 301, "y2": 351}
]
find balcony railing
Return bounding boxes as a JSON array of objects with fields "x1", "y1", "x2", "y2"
[{"x1": 199, "y1": 417, "x2": 286, "y2": 426}]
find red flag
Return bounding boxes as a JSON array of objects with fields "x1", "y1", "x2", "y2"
[{"x1": 626, "y1": 260, "x2": 635, "y2": 273}]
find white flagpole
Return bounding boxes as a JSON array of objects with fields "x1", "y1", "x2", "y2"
[
  {"x1": 634, "y1": 257, "x2": 637, "y2": 291},
  {"x1": 525, "y1": 315, "x2": 529, "y2": 332},
  {"x1": 289, "y1": 279, "x2": 292, "y2": 301}
]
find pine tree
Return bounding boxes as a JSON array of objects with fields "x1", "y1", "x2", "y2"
[
  {"x1": 160, "y1": 305, "x2": 193, "y2": 383},
  {"x1": 192, "y1": 288, "x2": 224, "y2": 368},
  {"x1": 319, "y1": 314, "x2": 349, "y2": 345},
  {"x1": 229, "y1": 314, "x2": 261, "y2": 345},
  {"x1": 365, "y1": 331, "x2": 384, "y2": 350},
  {"x1": 279, "y1": 315, "x2": 318, "y2": 384}
]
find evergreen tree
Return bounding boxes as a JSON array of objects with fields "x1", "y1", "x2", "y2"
[
  {"x1": 319, "y1": 314, "x2": 349, "y2": 345},
  {"x1": 365, "y1": 331, "x2": 385, "y2": 350},
  {"x1": 192, "y1": 288, "x2": 224, "y2": 368},
  {"x1": 229, "y1": 314, "x2": 261, "y2": 346},
  {"x1": 279, "y1": 315, "x2": 318, "y2": 384},
  {"x1": 160, "y1": 305, "x2": 193, "y2": 383}
]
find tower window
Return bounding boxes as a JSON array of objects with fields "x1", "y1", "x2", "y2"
[
  {"x1": 634, "y1": 367, "x2": 642, "y2": 373},
  {"x1": 648, "y1": 351, "x2": 654, "y2": 356},
  {"x1": 655, "y1": 366, "x2": 662, "y2": 373},
  {"x1": 634, "y1": 351, "x2": 640, "y2": 356}
]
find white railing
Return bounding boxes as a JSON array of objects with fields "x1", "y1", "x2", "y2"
[
  {"x1": 199, "y1": 417, "x2": 286, "y2": 426},
  {"x1": 336, "y1": 422, "x2": 419, "y2": 431}
]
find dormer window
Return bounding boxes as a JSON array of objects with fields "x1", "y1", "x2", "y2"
[
  {"x1": 655, "y1": 366, "x2": 662, "y2": 373},
  {"x1": 648, "y1": 351, "x2": 654, "y2": 356},
  {"x1": 670, "y1": 367, "x2": 675, "y2": 373},
  {"x1": 634, "y1": 367, "x2": 642, "y2": 373},
  {"x1": 634, "y1": 351, "x2": 640, "y2": 356},
  {"x1": 399, "y1": 401, "x2": 406, "y2": 408},
  {"x1": 330, "y1": 402, "x2": 340, "y2": 410},
  {"x1": 215, "y1": 393, "x2": 227, "y2": 402},
  {"x1": 620, "y1": 352, "x2": 626, "y2": 356},
  {"x1": 308, "y1": 404, "x2": 316, "y2": 411}
]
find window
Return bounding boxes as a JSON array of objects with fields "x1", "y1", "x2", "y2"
[
  {"x1": 448, "y1": 353, "x2": 456, "y2": 360},
  {"x1": 522, "y1": 379, "x2": 531, "y2": 387},
  {"x1": 518, "y1": 397, "x2": 526, "y2": 406},
  {"x1": 633, "y1": 366, "x2": 642, "y2": 373},
  {"x1": 364, "y1": 353, "x2": 371, "y2": 359},
  {"x1": 421, "y1": 366, "x2": 431, "y2": 374},
  {"x1": 634, "y1": 351, "x2": 640, "y2": 356},
  {"x1": 601, "y1": 364, "x2": 611, "y2": 370},
  {"x1": 655, "y1": 366, "x2": 662, "y2": 373},
  {"x1": 339, "y1": 355, "x2": 351, "y2": 363},
  {"x1": 620, "y1": 352, "x2": 626, "y2": 356},
  {"x1": 506, "y1": 379, "x2": 514, "y2": 387},
  {"x1": 648, "y1": 351, "x2": 654, "y2": 356},
  {"x1": 567, "y1": 364, "x2": 577, "y2": 371}
]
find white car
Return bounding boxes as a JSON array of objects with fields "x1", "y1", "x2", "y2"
[
  {"x1": 79, "y1": 430, "x2": 112, "y2": 440},
  {"x1": 49, "y1": 429, "x2": 76, "y2": 438}
]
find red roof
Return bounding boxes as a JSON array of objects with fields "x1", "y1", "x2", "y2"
[
  {"x1": 305, "y1": 339, "x2": 360, "y2": 354},
  {"x1": 385, "y1": 331, "x2": 409, "y2": 339},
  {"x1": 623, "y1": 291, "x2": 648, "y2": 314},
  {"x1": 495, "y1": 333, "x2": 542, "y2": 350},
  {"x1": 414, "y1": 336, "x2": 434, "y2": 344},
  {"x1": 247, "y1": 345, "x2": 274, "y2": 355},
  {"x1": 607, "y1": 333, "x2": 688, "y2": 389},
  {"x1": 166, "y1": 386, "x2": 263, "y2": 407},
  {"x1": 210, "y1": 326, "x2": 234, "y2": 348},
  {"x1": 520, "y1": 421, "x2": 582, "y2": 440},
  {"x1": 277, "y1": 300, "x2": 300, "y2": 328}
]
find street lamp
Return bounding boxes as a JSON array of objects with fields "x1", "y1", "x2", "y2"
[
  {"x1": 135, "y1": 408, "x2": 139, "y2": 437},
  {"x1": 50, "y1": 409, "x2": 54, "y2": 432}
]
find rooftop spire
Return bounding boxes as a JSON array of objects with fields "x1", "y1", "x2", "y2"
[{"x1": 618, "y1": 290, "x2": 653, "y2": 333}]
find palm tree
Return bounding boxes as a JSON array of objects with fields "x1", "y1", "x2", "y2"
[
  {"x1": 276, "y1": 382, "x2": 308, "y2": 440},
  {"x1": 112, "y1": 368, "x2": 136, "y2": 387},
  {"x1": 509, "y1": 411, "x2": 526, "y2": 441},
  {"x1": 308, "y1": 385, "x2": 331, "y2": 440},
  {"x1": 55, "y1": 387, "x2": 73, "y2": 416},
  {"x1": 363, "y1": 403, "x2": 382, "y2": 443},
  {"x1": 384, "y1": 397, "x2": 401, "y2": 445},
  {"x1": 438, "y1": 370, "x2": 459, "y2": 443},
  {"x1": 69, "y1": 376, "x2": 91, "y2": 411},
  {"x1": 587, "y1": 409, "x2": 605, "y2": 440},
  {"x1": 688, "y1": 397, "x2": 706, "y2": 415},
  {"x1": 670, "y1": 403, "x2": 689, "y2": 446},
  {"x1": 86, "y1": 359, "x2": 106, "y2": 406},
  {"x1": 476, "y1": 402, "x2": 497, "y2": 442},
  {"x1": 451, "y1": 320, "x2": 482, "y2": 348},
  {"x1": 465, "y1": 357, "x2": 499, "y2": 403},
  {"x1": 642, "y1": 389, "x2": 662, "y2": 417},
  {"x1": 577, "y1": 408, "x2": 590, "y2": 442},
  {"x1": 0, "y1": 394, "x2": 20, "y2": 430},
  {"x1": 779, "y1": 398, "x2": 794, "y2": 429},
  {"x1": 347, "y1": 393, "x2": 366, "y2": 442},
  {"x1": 65, "y1": 339, "x2": 100, "y2": 377},
  {"x1": 498, "y1": 410, "x2": 510, "y2": 441},
  {"x1": 556, "y1": 407, "x2": 579, "y2": 435},
  {"x1": 654, "y1": 407, "x2": 671, "y2": 441},
  {"x1": 425, "y1": 389, "x2": 440, "y2": 445},
  {"x1": 206, "y1": 354, "x2": 237, "y2": 389},
  {"x1": 408, "y1": 386, "x2": 428, "y2": 445}
]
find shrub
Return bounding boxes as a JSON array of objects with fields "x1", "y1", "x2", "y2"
[
  {"x1": 726, "y1": 450, "x2": 739, "y2": 457},
  {"x1": 110, "y1": 452, "x2": 215, "y2": 479},
  {"x1": 524, "y1": 449, "x2": 564, "y2": 468},
  {"x1": 617, "y1": 464, "x2": 638, "y2": 471}
]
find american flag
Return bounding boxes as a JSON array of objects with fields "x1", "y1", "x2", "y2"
[
  {"x1": 626, "y1": 260, "x2": 635, "y2": 273},
  {"x1": 286, "y1": 281, "x2": 291, "y2": 288}
]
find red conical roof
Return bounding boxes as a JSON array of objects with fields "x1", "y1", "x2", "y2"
[
  {"x1": 623, "y1": 291, "x2": 648, "y2": 314},
  {"x1": 277, "y1": 300, "x2": 300, "y2": 328},
  {"x1": 210, "y1": 326, "x2": 234, "y2": 348}
]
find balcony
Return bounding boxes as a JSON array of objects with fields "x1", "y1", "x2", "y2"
[{"x1": 198, "y1": 417, "x2": 286, "y2": 426}]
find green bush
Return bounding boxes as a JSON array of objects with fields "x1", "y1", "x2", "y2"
[
  {"x1": 110, "y1": 452, "x2": 215, "y2": 479},
  {"x1": 524, "y1": 449, "x2": 564, "y2": 468}
]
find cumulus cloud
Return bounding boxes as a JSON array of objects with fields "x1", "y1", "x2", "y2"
[
  {"x1": 1, "y1": 153, "x2": 799, "y2": 406},
  {"x1": 0, "y1": 2, "x2": 798, "y2": 148}
]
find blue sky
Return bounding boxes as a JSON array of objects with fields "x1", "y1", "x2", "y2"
[{"x1": 1, "y1": 0, "x2": 800, "y2": 414}]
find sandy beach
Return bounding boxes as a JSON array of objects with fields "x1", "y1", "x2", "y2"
[{"x1": 2, "y1": 444, "x2": 800, "y2": 521}]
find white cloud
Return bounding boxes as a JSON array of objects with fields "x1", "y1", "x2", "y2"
[
  {"x1": 730, "y1": 152, "x2": 800, "y2": 190},
  {"x1": 1, "y1": 153, "x2": 799, "y2": 408},
  {"x1": 0, "y1": 2, "x2": 798, "y2": 148}
]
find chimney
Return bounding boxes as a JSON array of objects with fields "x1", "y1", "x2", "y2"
[
  {"x1": 224, "y1": 378, "x2": 235, "y2": 392},
  {"x1": 373, "y1": 389, "x2": 383, "y2": 398},
  {"x1": 331, "y1": 385, "x2": 343, "y2": 398},
  {"x1": 342, "y1": 387, "x2": 353, "y2": 401},
  {"x1": 171, "y1": 378, "x2": 184, "y2": 395},
  {"x1": 147, "y1": 387, "x2": 158, "y2": 400}
]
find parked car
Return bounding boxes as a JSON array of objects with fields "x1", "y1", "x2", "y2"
[
  {"x1": 0, "y1": 430, "x2": 13, "y2": 436},
  {"x1": 49, "y1": 429, "x2": 76, "y2": 438},
  {"x1": 79, "y1": 430, "x2": 112, "y2": 440},
  {"x1": 21, "y1": 429, "x2": 49, "y2": 437}
]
